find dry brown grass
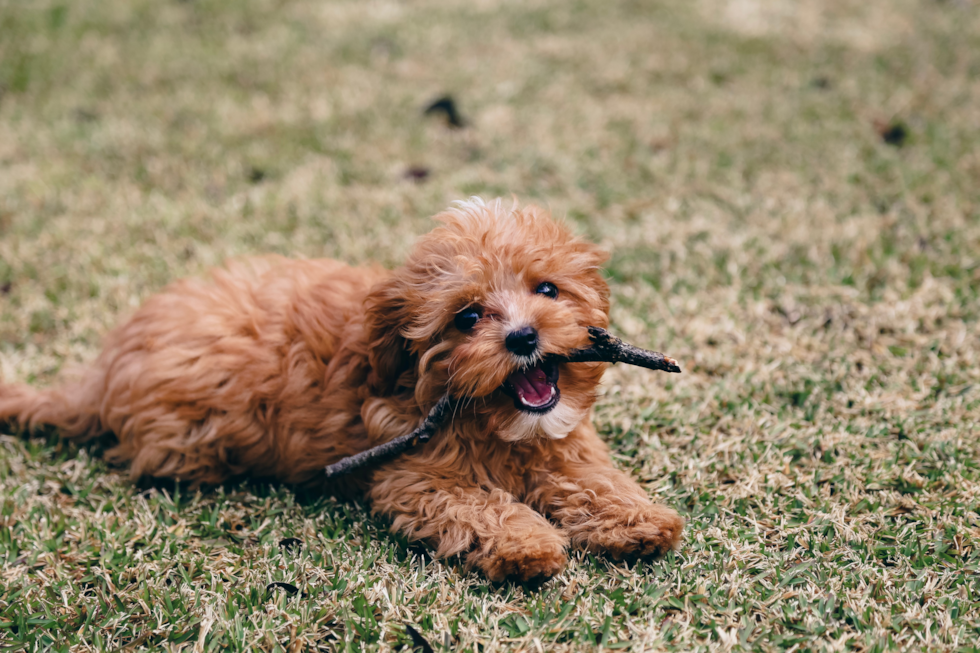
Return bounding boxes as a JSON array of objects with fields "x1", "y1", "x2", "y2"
[{"x1": 2, "y1": 0, "x2": 980, "y2": 650}]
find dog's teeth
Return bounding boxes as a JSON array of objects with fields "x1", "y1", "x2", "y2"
[
  {"x1": 504, "y1": 363, "x2": 560, "y2": 413},
  {"x1": 519, "y1": 384, "x2": 555, "y2": 408}
]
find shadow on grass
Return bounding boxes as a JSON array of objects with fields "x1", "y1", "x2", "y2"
[
  {"x1": 3, "y1": 423, "x2": 439, "y2": 562},
  {"x1": 4, "y1": 424, "x2": 680, "y2": 594}
]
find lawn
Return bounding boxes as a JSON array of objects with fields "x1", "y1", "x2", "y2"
[{"x1": 2, "y1": 0, "x2": 980, "y2": 650}]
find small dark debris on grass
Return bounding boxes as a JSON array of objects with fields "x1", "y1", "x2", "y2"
[
  {"x1": 649, "y1": 136, "x2": 674, "y2": 152},
  {"x1": 266, "y1": 581, "x2": 299, "y2": 595},
  {"x1": 404, "y1": 625, "x2": 434, "y2": 653},
  {"x1": 247, "y1": 167, "x2": 266, "y2": 183},
  {"x1": 279, "y1": 537, "x2": 302, "y2": 551},
  {"x1": 1, "y1": 281, "x2": 11, "y2": 295},
  {"x1": 404, "y1": 166, "x2": 430, "y2": 182},
  {"x1": 423, "y1": 95, "x2": 465, "y2": 128},
  {"x1": 822, "y1": 310, "x2": 833, "y2": 329},
  {"x1": 811, "y1": 76, "x2": 832, "y2": 89},
  {"x1": 775, "y1": 304, "x2": 802, "y2": 325},
  {"x1": 878, "y1": 120, "x2": 909, "y2": 147},
  {"x1": 72, "y1": 108, "x2": 98, "y2": 123}
]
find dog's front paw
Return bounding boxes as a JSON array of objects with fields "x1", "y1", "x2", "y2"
[
  {"x1": 583, "y1": 504, "x2": 684, "y2": 560},
  {"x1": 472, "y1": 529, "x2": 568, "y2": 583}
]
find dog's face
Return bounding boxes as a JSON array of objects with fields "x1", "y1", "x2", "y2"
[{"x1": 365, "y1": 198, "x2": 610, "y2": 441}]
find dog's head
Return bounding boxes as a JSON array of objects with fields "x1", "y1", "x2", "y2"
[{"x1": 365, "y1": 198, "x2": 610, "y2": 441}]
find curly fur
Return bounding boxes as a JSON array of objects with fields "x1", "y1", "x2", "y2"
[{"x1": 0, "y1": 198, "x2": 683, "y2": 581}]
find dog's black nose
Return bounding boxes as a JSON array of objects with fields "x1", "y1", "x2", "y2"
[{"x1": 505, "y1": 326, "x2": 539, "y2": 356}]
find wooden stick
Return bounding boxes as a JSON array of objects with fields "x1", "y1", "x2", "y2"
[
  {"x1": 323, "y1": 394, "x2": 457, "y2": 479},
  {"x1": 323, "y1": 327, "x2": 678, "y2": 478},
  {"x1": 561, "y1": 326, "x2": 681, "y2": 373}
]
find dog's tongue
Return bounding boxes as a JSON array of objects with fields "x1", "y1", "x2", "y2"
[{"x1": 507, "y1": 364, "x2": 554, "y2": 408}]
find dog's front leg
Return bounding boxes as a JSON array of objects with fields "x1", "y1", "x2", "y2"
[
  {"x1": 368, "y1": 462, "x2": 568, "y2": 582},
  {"x1": 527, "y1": 425, "x2": 684, "y2": 560}
]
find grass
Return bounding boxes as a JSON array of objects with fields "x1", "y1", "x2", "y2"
[{"x1": 2, "y1": 0, "x2": 980, "y2": 650}]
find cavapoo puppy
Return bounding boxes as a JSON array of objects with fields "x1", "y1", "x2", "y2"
[{"x1": 0, "y1": 198, "x2": 683, "y2": 581}]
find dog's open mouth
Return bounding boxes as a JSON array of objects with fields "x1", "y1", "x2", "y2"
[{"x1": 501, "y1": 358, "x2": 560, "y2": 413}]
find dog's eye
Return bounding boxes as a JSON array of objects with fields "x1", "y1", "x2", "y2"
[
  {"x1": 535, "y1": 282, "x2": 559, "y2": 299},
  {"x1": 454, "y1": 306, "x2": 482, "y2": 331}
]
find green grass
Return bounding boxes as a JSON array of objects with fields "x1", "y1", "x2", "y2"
[{"x1": 2, "y1": 0, "x2": 980, "y2": 650}]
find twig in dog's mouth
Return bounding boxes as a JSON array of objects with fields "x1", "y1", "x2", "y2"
[
  {"x1": 564, "y1": 326, "x2": 681, "y2": 373},
  {"x1": 322, "y1": 327, "x2": 680, "y2": 479}
]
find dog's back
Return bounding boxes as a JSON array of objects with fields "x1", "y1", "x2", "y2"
[{"x1": 0, "y1": 256, "x2": 387, "y2": 484}]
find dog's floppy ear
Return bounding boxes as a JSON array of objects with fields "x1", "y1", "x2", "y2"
[{"x1": 363, "y1": 275, "x2": 415, "y2": 395}]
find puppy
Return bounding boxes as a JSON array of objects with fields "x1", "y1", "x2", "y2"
[{"x1": 0, "y1": 198, "x2": 683, "y2": 581}]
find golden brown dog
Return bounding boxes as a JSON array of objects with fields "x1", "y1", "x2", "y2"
[{"x1": 0, "y1": 198, "x2": 683, "y2": 581}]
